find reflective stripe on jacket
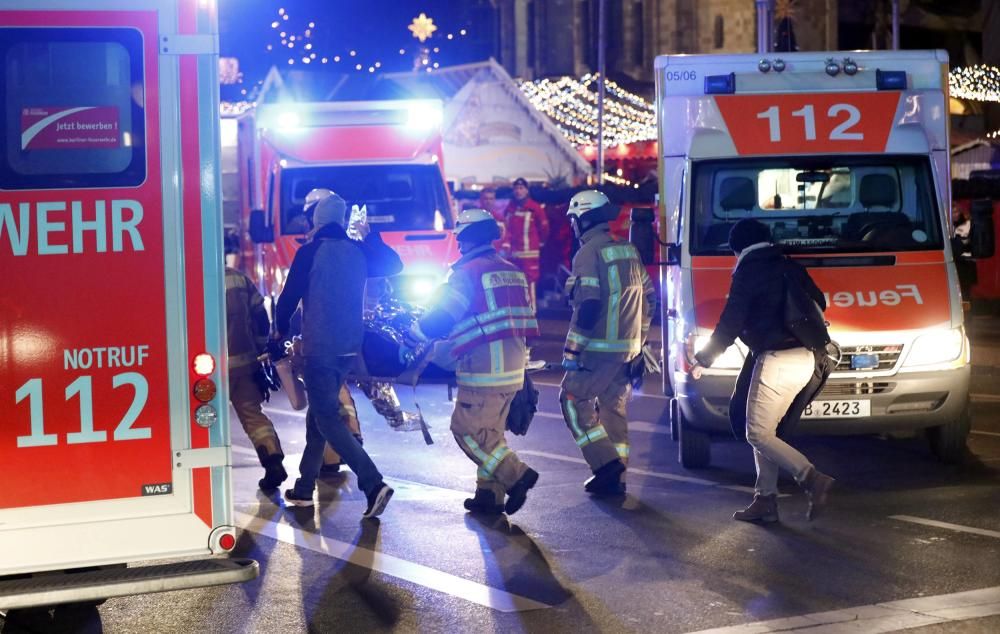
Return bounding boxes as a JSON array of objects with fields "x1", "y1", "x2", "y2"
[
  {"x1": 503, "y1": 198, "x2": 549, "y2": 258},
  {"x1": 423, "y1": 247, "x2": 539, "y2": 390},
  {"x1": 564, "y1": 227, "x2": 655, "y2": 362}
]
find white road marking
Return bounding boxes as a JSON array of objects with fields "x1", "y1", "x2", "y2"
[
  {"x1": 971, "y1": 392, "x2": 1000, "y2": 403},
  {"x1": 234, "y1": 511, "x2": 550, "y2": 613},
  {"x1": 534, "y1": 411, "x2": 669, "y2": 435},
  {"x1": 517, "y1": 449, "x2": 764, "y2": 495},
  {"x1": 263, "y1": 406, "x2": 307, "y2": 418},
  {"x1": 532, "y1": 380, "x2": 670, "y2": 400},
  {"x1": 686, "y1": 586, "x2": 1000, "y2": 633},
  {"x1": 231, "y1": 445, "x2": 470, "y2": 501},
  {"x1": 890, "y1": 515, "x2": 1000, "y2": 540}
]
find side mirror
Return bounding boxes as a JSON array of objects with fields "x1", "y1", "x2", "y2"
[
  {"x1": 629, "y1": 207, "x2": 656, "y2": 265},
  {"x1": 248, "y1": 209, "x2": 274, "y2": 243},
  {"x1": 970, "y1": 198, "x2": 996, "y2": 259}
]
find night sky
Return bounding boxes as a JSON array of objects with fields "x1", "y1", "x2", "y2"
[{"x1": 219, "y1": 0, "x2": 495, "y2": 92}]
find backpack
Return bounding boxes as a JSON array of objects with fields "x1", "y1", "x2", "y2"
[
  {"x1": 506, "y1": 374, "x2": 539, "y2": 436},
  {"x1": 783, "y1": 261, "x2": 831, "y2": 352}
]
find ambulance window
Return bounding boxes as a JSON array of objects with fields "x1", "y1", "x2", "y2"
[{"x1": 0, "y1": 28, "x2": 146, "y2": 190}]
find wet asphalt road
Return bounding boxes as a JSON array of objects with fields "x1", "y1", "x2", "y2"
[{"x1": 3, "y1": 315, "x2": 1000, "y2": 633}]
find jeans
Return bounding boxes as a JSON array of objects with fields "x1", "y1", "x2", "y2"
[
  {"x1": 745, "y1": 347, "x2": 816, "y2": 496},
  {"x1": 294, "y1": 355, "x2": 383, "y2": 497}
]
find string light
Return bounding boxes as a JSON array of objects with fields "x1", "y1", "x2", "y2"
[
  {"x1": 519, "y1": 74, "x2": 656, "y2": 147},
  {"x1": 260, "y1": 7, "x2": 471, "y2": 82},
  {"x1": 950, "y1": 65, "x2": 1000, "y2": 102}
]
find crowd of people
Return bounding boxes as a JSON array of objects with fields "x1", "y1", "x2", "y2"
[{"x1": 224, "y1": 183, "x2": 835, "y2": 523}]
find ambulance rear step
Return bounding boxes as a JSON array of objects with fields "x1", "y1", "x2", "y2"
[{"x1": 0, "y1": 558, "x2": 258, "y2": 610}]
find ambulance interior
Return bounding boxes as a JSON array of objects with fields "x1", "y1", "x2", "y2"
[
  {"x1": 279, "y1": 164, "x2": 452, "y2": 235},
  {"x1": 690, "y1": 156, "x2": 944, "y2": 255}
]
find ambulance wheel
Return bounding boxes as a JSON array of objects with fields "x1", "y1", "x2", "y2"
[
  {"x1": 677, "y1": 409, "x2": 711, "y2": 469},
  {"x1": 927, "y1": 408, "x2": 971, "y2": 464}
]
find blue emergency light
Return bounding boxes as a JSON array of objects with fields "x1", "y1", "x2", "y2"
[
  {"x1": 704, "y1": 73, "x2": 736, "y2": 95},
  {"x1": 876, "y1": 69, "x2": 907, "y2": 90}
]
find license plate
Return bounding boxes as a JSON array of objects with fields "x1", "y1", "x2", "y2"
[
  {"x1": 802, "y1": 400, "x2": 871, "y2": 419},
  {"x1": 851, "y1": 353, "x2": 880, "y2": 370}
]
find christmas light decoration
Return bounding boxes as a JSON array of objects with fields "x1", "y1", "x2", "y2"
[
  {"x1": 950, "y1": 65, "x2": 1000, "y2": 102},
  {"x1": 519, "y1": 74, "x2": 656, "y2": 147},
  {"x1": 408, "y1": 13, "x2": 437, "y2": 42}
]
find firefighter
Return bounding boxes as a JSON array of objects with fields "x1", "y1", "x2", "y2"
[
  {"x1": 409, "y1": 209, "x2": 540, "y2": 515},
  {"x1": 560, "y1": 190, "x2": 656, "y2": 496},
  {"x1": 225, "y1": 266, "x2": 287, "y2": 491},
  {"x1": 502, "y1": 177, "x2": 549, "y2": 308}
]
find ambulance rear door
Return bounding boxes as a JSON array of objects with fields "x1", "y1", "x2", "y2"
[{"x1": 0, "y1": 0, "x2": 256, "y2": 609}]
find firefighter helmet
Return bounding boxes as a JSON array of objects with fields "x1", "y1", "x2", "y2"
[
  {"x1": 567, "y1": 190, "x2": 612, "y2": 236},
  {"x1": 303, "y1": 188, "x2": 346, "y2": 228},
  {"x1": 454, "y1": 208, "x2": 501, "y2": 245},
  {"x1": 567, "y1": 190, "x2": 611, "y2": 218}
]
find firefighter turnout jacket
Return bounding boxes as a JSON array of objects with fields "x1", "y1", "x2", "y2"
[
  {"x1": 419, "y1": 245, "x2": 539, "y2": 390},
  {"x1": 564, "y1": 226, "x2": 656, "y2": 362},
  {"x1": 503, "y1": 197, "x2": 549, "y2": 282},
  {"x1": 225, "y1": 267, "x2": 269, "y2": 370}
]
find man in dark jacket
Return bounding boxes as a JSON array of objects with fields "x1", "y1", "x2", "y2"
[
  {"x1": 690, "y1": 219, "x2": 835, "y2": 523},
  {"x1": 274, "y1": 188, "x2": 402, "y2": 518}
]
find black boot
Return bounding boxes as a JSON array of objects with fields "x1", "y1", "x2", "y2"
[
  {"x1": 258, "y1": 454, "x2": 287, "y2": 491},
  {"x1": 463, "y1": 489, "x2": 504, "y2": 514},
  {"x1": 584, "y1": 459, "x2": 626, "y2": 496},
  {"x1": 504, "y1": 468, "x2": 539, "y2": 515}
]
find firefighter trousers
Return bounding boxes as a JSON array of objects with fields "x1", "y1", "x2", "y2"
[
  {"x1": 322, "y1": 384, "x2": 364, "y2": 467},
  {"x1": 451, "y1": 387, "x2": 529, "y2": 500},
  {"x1": 560, "y1": 356, "x2": 631, "y2": 473},
  {"x1": 229, "y1": 366, "x2": 283, "y2": 462}
]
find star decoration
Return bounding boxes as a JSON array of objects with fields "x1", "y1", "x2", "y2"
[{"x1": 408, "y1": 13, "x2": 437, "y2": 42}]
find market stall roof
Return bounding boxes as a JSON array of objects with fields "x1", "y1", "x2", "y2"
[{"x1": 383, "y1": 60, "x2": 592, "y2": 185}]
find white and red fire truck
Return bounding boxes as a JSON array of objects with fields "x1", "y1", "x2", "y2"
[
  {"x1": 0, "y1": 0, "x2": 256, "y2": 609},
  {"x1": 225, "y1": 98, "x2": 458, "y2": 305},
  {"x1": 652, "y1": 51, "x2": 977, "y2": 467}
]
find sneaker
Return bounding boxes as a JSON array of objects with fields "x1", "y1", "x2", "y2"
[
  {"x1": 504, "y1": 468, "x2": 539, "y2": 515},
  {"x1": 363, "y1": 483, "x2": 394, "y2": 519},
  {"x1": 733, "y1": 494, "x2": 779, "y2": 523},
  {"x1": 463, "y1": 489, "x2": 504, "y2": 515},
  {"x1": 283, "y1": 479, "x2": 315, "y2": 507},
  {"x1": 584, "y1": 459, "x2": 626, "y2": 496}
]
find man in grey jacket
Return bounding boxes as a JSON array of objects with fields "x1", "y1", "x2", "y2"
[{"x1": 274, "y1": 189, "x2": 402, "y2": 518}]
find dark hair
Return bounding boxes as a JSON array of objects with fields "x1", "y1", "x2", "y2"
[
  {"x1": 480, "y1": 186, "x2": 496, "y2": 195},
  {"x1": 728, "y1": 218, "x2": 771, "y2": 253}
]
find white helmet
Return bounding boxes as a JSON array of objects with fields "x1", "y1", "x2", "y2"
[
  {"x1": 567, "y1": 190, "x2": 610, "y2": 219},
  {"x1": 454, "y1": 208, "x2": 501, "y2": 244},
  {"x1": 303, "y1": 188, "x2": 346, "y2": 229},
  {"x1": 304, "y1": 187, "x2": 334, "y2": 212}
]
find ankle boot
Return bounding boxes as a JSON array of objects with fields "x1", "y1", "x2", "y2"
[
  {"x1": 801, "y1": 467, "x2": 835, "y2": 521},
  {"x1": 258, "y1": 454, "x2": 288, "y2": 491},
  {"x1": 733, "y1": 494, "x2": 779, "y2": 523},
  {"x1": 463, "y1": 489, "x2": 504, "y2": 514},
  {"x1": 584, "y1": 459, "x2": 626, "y2": 496}
]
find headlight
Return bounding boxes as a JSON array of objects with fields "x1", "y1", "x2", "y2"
[
  {"x1": 407, "y1": 277, "x2": 437, "y2": 299},
  {"x1": 690, "y1": 334, "x2": 745, "y2": 370},
  {"x1": 902, "y1": 327, "x2": 965, "y2": 368}
]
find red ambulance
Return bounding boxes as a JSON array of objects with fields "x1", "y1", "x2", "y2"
[
  {"x1": 652, "y1": 51, "x2": 975, "y2": 468},
  {"x1": 1, "y1": 0, "x2": 256, "y2": 609},
  {"x1": 226, "y1": 99, "x2": 458, "y2": 305}
]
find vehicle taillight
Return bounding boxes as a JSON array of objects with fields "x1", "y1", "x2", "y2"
[
  {"x1": 194, "y1": 404, "x2": 218, "y2": 428},
  {"x1": 193, "y1": 378, "x2": 217, "y2": 402},
  {"x1": 193, "y1": 353, "x2": 215, "y2": 376},
  {"x1": 219, "y1": 533, "x2": 236, "y2": 551}
]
